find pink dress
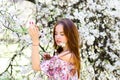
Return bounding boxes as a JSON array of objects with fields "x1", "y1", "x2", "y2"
[{"x1": 40, "y1": 55, "x2": 78, "y2": 80}]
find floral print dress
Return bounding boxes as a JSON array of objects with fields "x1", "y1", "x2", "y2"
[{"x1": 40, "y1": 55, "x2": 78, "y2": 80}]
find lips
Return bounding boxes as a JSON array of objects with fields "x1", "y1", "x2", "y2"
[
  {"x1": 56, "y1": 40, "x2": 61, "y2": 44},
  {"x1": 56, "y1": 40, "x2": 66, "y2": 47}
]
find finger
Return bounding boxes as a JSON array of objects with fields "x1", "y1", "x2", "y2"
[
  {"x1": 43, "y1": 55, "x2": 46, "y2": 59},
  {"x1": 28, "y1": 27, "x2": 37, "y2": 37},
  {"x1": 36, "y1": 26, "x2": 40, "y2": 31},
  {"x1": 29, "y1": 23, "x2": 38, "y2": 33},
  {"x1": 29, "y1": 21, "x2": 34, "y2": 25},
  {"x1": 29, "y1": 21, "x2": 39, "y2": 32},
  {"x1": 29, "y1": 21, "x2": 35, "y2": 28}
]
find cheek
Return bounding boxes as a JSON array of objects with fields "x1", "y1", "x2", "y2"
[
  {"x1": 54, "y1": 35, "x2": 57, "y2": 40},
  {"x1": 54, "y1": 36, "x2": 58, "y2": 43},
  {"x1": 62, "y1": 36, "x2": 68, "y2": 43}
]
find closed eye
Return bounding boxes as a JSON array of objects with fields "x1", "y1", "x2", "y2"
[{"x1": 60, "y1": 33, "x2": 65, "y2": 36}]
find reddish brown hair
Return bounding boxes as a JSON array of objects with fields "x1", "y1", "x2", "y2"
[{"x1": 53, "y1": 18, "x2": 81, "y2": 78}]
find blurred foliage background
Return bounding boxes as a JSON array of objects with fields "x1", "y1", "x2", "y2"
[{"x1": 0, "y1": 0, "x2": 120, "y2": 80}]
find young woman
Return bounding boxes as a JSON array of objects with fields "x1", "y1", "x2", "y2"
[{"x1": 28, "y1": 18, "x2": 81, "y2": 80}]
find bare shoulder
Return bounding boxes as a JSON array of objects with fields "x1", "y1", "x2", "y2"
[{"x1": 58, "y1": 52, "x2": 75, "y2": 64}]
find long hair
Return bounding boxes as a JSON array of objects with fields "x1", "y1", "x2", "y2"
[{"x1": 53, "y1": 18, "x2": 81, "y2": 78}]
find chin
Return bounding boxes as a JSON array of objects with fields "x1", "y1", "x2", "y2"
[{"x1": 56, "y1": 43, "x2": 60, "y2": 46}]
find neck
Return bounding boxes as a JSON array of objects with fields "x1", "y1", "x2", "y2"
[{"x1": 63, "y1": 46, "x2": 69, "y2": 52}]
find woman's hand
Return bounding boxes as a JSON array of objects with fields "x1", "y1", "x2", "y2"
[
  {"x1": 43, "y1": 53, "x2": 51, "y2": 60},
  {"x1": 28, "y1": 22, "x2": 40, "y2": 45}
]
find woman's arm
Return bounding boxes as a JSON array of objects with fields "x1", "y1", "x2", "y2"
[
  {"x1": 28, "y1": 22, "x2": 40, "y2": 71},
  {"x1": 31, "y1": 45, "x2": 40, "y2": 71}
]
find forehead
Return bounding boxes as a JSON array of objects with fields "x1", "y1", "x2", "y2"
[{"x1": 55, "y1": 24, "x2": 64, "y2": 32}]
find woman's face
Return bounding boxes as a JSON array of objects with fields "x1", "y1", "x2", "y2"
[{"x1": 55, "y1": 24, "x2": 68, "y2": 46}]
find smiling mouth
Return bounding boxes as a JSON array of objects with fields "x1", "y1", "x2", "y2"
[
  {"x1": 56, "y1": 40, "x2": 61, "y2": 44},
  {"x1": 56, "y1": 42, "x2": 61, "y2": 45},
  {"x1": 56, "y1": 41, "x2": 66, "y2": 47}
]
